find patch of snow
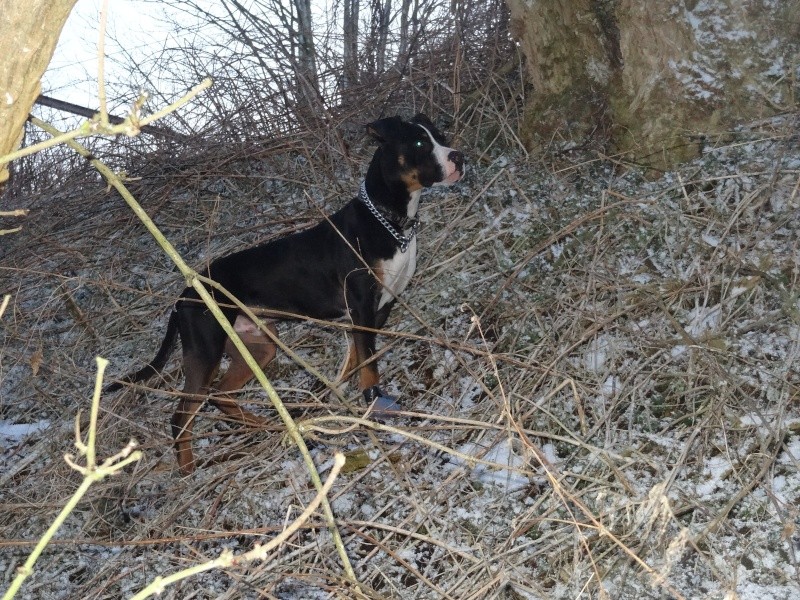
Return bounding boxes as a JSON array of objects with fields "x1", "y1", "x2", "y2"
[
  {"x1": 457, "y1": 375, "x2": 482, "y2": 409},
  {"x1": 702, "y1": 232, "x2": 721, "y2": 247},
  {"x1": 599, "y1": 375, "x2": 620, "y2": 399},
  {"x1": 584, "y1": 335, "x2": 611, "y2": 373},
  {"x1": 452, "y1": 438, "x2": 530, "y2": 491},
  {"x1": 0, "y1": 419, "x2": 50, "y2": 442},
  {"x1": 686, "y1": 303, "x2": 722, "y2": 337},
  {"x1": 696, "y1": 455, "x2": 732, "y2": 497}
]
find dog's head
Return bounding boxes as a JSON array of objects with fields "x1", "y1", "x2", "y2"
[{"x1": 367, "y1": 114, "x2": 465, "y2": 193}]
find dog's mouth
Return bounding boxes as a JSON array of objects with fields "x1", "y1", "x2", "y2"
[
  {"x1": 444, "y1": 168, "x2": 464, "y2": 184},
  {"x1": 441, "y1": 149, "x2": 465, "y2": 185},
  {"x1": 437, "y1": 166, "x2": 464, "y2": 185}
]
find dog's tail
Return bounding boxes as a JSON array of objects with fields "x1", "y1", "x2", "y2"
[{"x1": 104, "y1": 309, "x2": 180, "y2": 393}]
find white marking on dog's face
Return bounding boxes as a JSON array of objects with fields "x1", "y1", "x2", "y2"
[
  {"x1": 406, "y1": 189, "x2": 422, "y2": 219},
  {"x1": 416, "y1": 124, "x2": 465, "y2": 185}
]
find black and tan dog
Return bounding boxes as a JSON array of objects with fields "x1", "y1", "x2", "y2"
[{"x1": 106, "y1": 114, "x2": 465, "y2": 473}]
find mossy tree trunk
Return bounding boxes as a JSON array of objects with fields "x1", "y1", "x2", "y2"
[
  {"x1": 506, "y1": 0, "x2": 800, "y2": 169},
  {"x1": 0, "y1": 0, "x2": 78, "y2": 185}
]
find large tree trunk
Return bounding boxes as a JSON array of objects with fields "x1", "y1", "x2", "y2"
[
  {"x1": 507, "y1": 0, "x2": 800, "y2": 169},
  {"x1": 0, "y1": 0, "x2": 78, "y2": 185}
]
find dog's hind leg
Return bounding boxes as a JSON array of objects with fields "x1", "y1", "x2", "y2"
[
  {"x1": 171, "y1": 314, "x2": 277, "y2": 474},
  {"x1": 211, "y1": 319, "x2": 277, "y2": 425},
  {"x1": 172, "y1": 351, "x2": 220, "y2": 474},
  {"x1": 171, "y1": 305, "x2": 229, "y2": 474}
]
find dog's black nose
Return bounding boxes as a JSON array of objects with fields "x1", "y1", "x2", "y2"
[{"x1": 449, "y1": 150, "x2": 465, "y2": 171}]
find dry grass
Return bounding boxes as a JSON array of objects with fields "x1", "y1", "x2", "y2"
[{"x1": 1, "y1": 103, "x2": 799, "y2": 599}]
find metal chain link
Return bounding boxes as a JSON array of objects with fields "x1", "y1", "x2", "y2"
[{"x1": 359, "y1": 182, "x2": 418, "y2": 253}]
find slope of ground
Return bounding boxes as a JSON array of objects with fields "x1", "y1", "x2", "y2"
[{"x1": 1, "y1": 112, "x2": 799, "y2": 599}]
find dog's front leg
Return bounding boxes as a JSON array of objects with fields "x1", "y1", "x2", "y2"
[
  {"x1": 345, "y1": 280, "x2": 400, "y2": 413},
  {"x1": 351, "y1": 325, "x2": 400, "y2": 413}
]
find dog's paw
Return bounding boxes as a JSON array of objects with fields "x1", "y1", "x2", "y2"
[{"x1": 363, "y1": 386, "x2": 401, "y2": 415}]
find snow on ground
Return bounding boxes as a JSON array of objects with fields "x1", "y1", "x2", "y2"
[{"x1": 1, "y1": 113, "x2": 799, "y2": 599}]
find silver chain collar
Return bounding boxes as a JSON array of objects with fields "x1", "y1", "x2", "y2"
[{"x1": 359, "y1": 182, "x2": 418, "y2": 253}]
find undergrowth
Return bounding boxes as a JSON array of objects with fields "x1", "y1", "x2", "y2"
[{"x1": 1, "y1": 88, "x2": 799, "y2": 599}]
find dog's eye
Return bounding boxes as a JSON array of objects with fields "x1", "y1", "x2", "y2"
[{"x1": 414, "y1": 140, "x2": 425, "y2": 148}]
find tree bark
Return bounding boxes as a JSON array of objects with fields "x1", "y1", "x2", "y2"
[
  {"x1": 508, "y1": 0, "x2": 613, "y2": 138},
  {"x1": 397, "y1": 0, "x2": 414, "y2": 67},
  {"x1": 342, "y1": 0, "x2": 359, "y2": 89},
  {"x1": 507, "y1": 0, "x2": 800, "y2": 169},
  {"x1": 293, "y1": 0, "x2": 319, "y2": 106},
  {"x1": 0, "y1": 0, "x2": 78, "y2": 184},
  {"x1": 375, "y1": 0, "x2": 391, "y2": 74}
]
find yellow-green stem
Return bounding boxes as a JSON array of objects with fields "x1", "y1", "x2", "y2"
[
  {"x1": 28, "y1": 116, "x2": 359, "y2": 589},
  {"x1": 2, "y1": 357, "x2": 141, "y2": 600},
  {"x1": 2, "y1": 477, "x2": 94, "y2": 600}
]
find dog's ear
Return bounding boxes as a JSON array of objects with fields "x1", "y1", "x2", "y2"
[
  {"x1": 366, "y1": 116, "x2": 403, "y2": 144},
  {"x1": 411, "y1": 113, "x2": 436, "y2": 130}
]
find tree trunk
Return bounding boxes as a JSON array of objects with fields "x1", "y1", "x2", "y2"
[
  {"x1": 397, "y1": 0, "x2": 415, "y2": 67},
  {"x1": 342, "y1": 0, "x2": 360, "y2": 89},
  {"x1": 293, "y1": 0, "x2": 319, "y2": 107},
  {"x1": 0, "y1": 0, "x2": 78, "y2": 185},
  {"x1": 507, "y1": 0, "x2": 800, "y2": 169},
  {"x1": 376, "y1": 0, "x2": 391, "y2": 74}
]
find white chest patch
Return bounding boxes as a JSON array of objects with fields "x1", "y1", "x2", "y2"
[{"x1": 377, "y1": 236, "x2": 417, "y2": 309}]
